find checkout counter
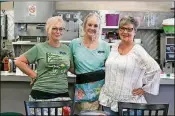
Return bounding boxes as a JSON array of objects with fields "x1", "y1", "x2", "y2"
[
  {"x1": 0, "y1": 71, "x2": 76, "y2": 115},
  {"x1": 0, "y1": 71, "x2": 174, "y2": 115}
]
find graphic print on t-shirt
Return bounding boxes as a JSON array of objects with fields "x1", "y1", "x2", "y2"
[{"x1": 46, "y1": 52, "x2": 68, "y2": 75}]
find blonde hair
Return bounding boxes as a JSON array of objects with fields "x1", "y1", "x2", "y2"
[
  {"x1": 45, "y1": 16, "x2": 65, "y2": 36},
  {"x1": 83, "y1": 12, "x2": 101, "y2": 30}
]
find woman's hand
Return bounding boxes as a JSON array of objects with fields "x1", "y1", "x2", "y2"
[
  {"x1": 30, "y1": 72, "x2": 37, "y2": 86},
  {"x1": 15, "y1": 55, "x2": 37, "y2": 78},
  {"x1": 30, "y1": 78, "x2": 36, "y2": 86},
  {"x1": 132, "y1": 88, "x2": 144, "y2": 96}
]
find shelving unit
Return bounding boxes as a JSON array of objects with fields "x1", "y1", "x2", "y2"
[
  {"x1": 12, "y1": 40, "x2": 71, "y2": 45},
  {"x1": 12, "y1": 41, "x2": 37, "y2": 45},
  {"x1": 170, "y1": 8, "x2": 175, "y2": 10},
  {"x1": 100, "y1": 25, "x2": 119, "y2": 40},
  {"x1": 101, "y1": 26, "x2": 119, "y2": 29}
]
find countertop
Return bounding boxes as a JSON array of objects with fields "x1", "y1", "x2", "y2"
[
  {"x1": 0, "y1": 71, "x2": 174, "y2": 85},
  {"x1": 0, "y1": 71, "x2": 76, "y2": 83}
]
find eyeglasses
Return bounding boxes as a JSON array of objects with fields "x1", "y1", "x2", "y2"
[
  {"x1": 119, "y1": 27, "x2": 134, "y2": 32},
  {"x1": 52, "y1": 27, "x2": 65, "y2": 32}
]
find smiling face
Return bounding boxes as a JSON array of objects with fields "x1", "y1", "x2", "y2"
[
  {"x1": 46, "y1": 16, "x2": 65, "y2": 42},
  {"x1": 118, "y1": 16, "x2": 139, "y2": 43},
  {"x1": 50, "y1": 22, "x2": 64, "y2": 41},
  {"x1": 118, "y1": 23, "x2": 136, "y2": 42},
  {"x1": 83, "y1": 15, "x2": 100, "y2": 38}
]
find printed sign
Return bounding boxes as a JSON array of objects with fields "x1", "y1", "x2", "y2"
[{"x1": 28, "y1": 5, "x2": 36, "y2": 16}]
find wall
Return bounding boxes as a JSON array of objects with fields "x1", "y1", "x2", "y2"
[
  {"x1": 0, "y1": 82, "x2": 30, "y2": 114},
  {"x1": 1, "y1": 1, "x2": 173, "y2": 11},
  {"x1": 0, "y1": 82, "x2": 75, "y2": 114},
  {"x1": 1, "y1": 2, "x2": 13, "y2": 10},
  {"x1": 145, "y1": 85, "x2": 174, "y2": 115},
  {"x1": 56, "y1": 1, "x2": 173, "y2": 11}
]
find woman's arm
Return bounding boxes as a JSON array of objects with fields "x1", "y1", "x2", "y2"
[
  {"x1": 69, "y1": 67, "x2": 75, "y2": 74},
  {"x1": 69, "y1": 63, "x2": 75, "y2": 74},
  {"x1": 135, "y1": 45, "x2": 161, "y2": 95},
  {"x1": 15, "y1": 55, "x2": 37, "y2": 79},
  {"x1": 68, "y1": 56, "x2": 75, "y2": 74},
  {"x1": 69, "y1": 42, "x2": 76, "y2": 74}
]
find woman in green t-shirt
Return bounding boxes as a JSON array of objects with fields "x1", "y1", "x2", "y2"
[{"x1": 15, "y1": 16, "x2": 74, "y2": 115}]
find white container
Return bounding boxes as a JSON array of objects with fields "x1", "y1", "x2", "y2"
[
  {"x1": 79, "y1": 110, "x2": 107, "y2": 115},
  {"x1": 134, "y1": 39, "x2": 142, "y2": 44},
  {"x1": 172, "y1": 1, "x2": 174, "y2": 9},
  {"x1": 16, "y1": 67, "x2": 24, "y2": 75},
  {"x1": 101, "y1": 32, "x2": 106, "y2": 40},
  {"x1": 162, "y1": 18, "x2": 174, "y2": 26}
]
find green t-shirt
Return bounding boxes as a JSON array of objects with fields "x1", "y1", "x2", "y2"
[
  {"x1": 23, "y1": 41, "x2": 73, "y2": 94},
  {"x1": 70, "y1": 38, "x2": 110, "y2": 74}
]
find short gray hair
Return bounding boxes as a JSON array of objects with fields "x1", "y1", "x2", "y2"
[{"x1": 119, "y1": 16, "x2": 139, "y2": 31}]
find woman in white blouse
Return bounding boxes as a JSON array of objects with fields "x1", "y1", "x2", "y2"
[{"x1": 99, "y1": 16, "x2": 161, "y2": 115}]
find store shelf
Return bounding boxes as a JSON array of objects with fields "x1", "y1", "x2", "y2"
[
  {"x1": 102, "y1": 26, "x2": 119, "y2": 29},
  {"x1": 12, "y1": 41, "x2": 37, "y2": 45},
  {"x1": 60, "y1": 40, "x2": 71, "y2": 43},
  {"x1": 1, "y1": 71, "x2": 173, "y2": 85},
  {"x1": 170, "y1": 8, "x2": 175, "y2": 10},
  {"x1": 12, "y1": 41, "x2": 71, "y2": 45},
  {"x1": 1, "y1": 71, "x2": 76, "y2": 83}
]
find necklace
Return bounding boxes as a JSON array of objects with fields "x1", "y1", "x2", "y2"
[
  {"x1": 118, "y1": 43, "x2": 134, "y2": 55},
  {"x1": 83, "y1": 37, "x2": 98, "y2": 49}
]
